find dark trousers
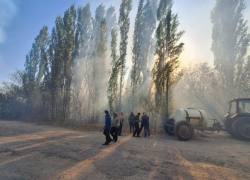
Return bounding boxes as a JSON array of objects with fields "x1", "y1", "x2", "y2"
[
  {"x1": 110, "y1": 127, "x2": 118, "y2": 141},
  {"x1": 144, "y1": 126, "x2": 150, "y2": 137},
  {"x1": 133, "y1": 124, "x2": 140, "y2": 137},
  {"x1": 129, "y1": 122, "x2": 134, "y2": 133},
  {"x1": 118, "y1": 124, "x2": 123, "y2": 135},
  {"x1": 103, "y1": 129, "x2": 112, "y2": 144},
  {"x1": 139, "y1": 124, "x2": 144, "y2": 134}
]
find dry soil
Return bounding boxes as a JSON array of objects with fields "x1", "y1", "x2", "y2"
[{"x1": 0, "y1": 120, "x2": 250, "y2": 180}]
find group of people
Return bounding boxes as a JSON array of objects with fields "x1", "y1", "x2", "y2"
[
  {"x1": 129, "y1": 112, "x2": 150, "y2": 138},
  {"x1": 103, "y1": 110, "x2": 150, "y2": 145}
]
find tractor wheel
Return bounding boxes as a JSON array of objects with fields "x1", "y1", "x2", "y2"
[
  {"x1": 232, "y1": 117, "x2": 250, "y2": 141},
  {"x1": 224, "y1": 119, "x2": 236, "y2": 137},
  {"x1": 164, "y1": 119, "x2": 175, "y2": 136},
  {"x1": 174, "y1": 121, "x2": 194, "y2": 141}
]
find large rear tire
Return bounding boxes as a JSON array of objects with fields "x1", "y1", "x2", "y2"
[
  {"x1": 164, "y1": 119, "x2": 175, "y2": 136},
  {"x1": 224, "y1": 119, "x2": 236, "y2": 137},
  {"x1": 174, "y1": 121, "x2": 194, "y2": 141},
  {"x1": 232, "y1": 117, "x2": 250, "y2": 141}
]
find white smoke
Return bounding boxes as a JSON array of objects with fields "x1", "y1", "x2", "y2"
[{"x1": 0, "y1": 0, "x2": 18, "y2": 43}]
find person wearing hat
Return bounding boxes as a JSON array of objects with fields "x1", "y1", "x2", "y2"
[{"x1": 103, "y1": 110, "x2": 112, "y2": 145}]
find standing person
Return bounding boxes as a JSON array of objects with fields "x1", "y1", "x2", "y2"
[
  {"x1": 128, "y1": 112, "x2": 135, "y2": 133},
  {"x1": 110, "y1": 112, "x2": 120, "y2": 142},
  {"x1": 142, "y1": 113, "x2": 150, "y2": 137},
  {"x1": 118, "y1": 112, "x2": 124, "y2": 136},
  {"x1": 133, "y1": 113, "x2": 141, "y2": 137},
  {"x1": 103, "y1": 110, "x2": 112, "y2": 145},
  {"x1": 139, "y1": 112, "x2": 146, "y2": 134}
]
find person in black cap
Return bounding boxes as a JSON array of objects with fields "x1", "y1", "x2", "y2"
[
  {"x1": 103, "y1": 110, "x2": 112, "y2": 145},
  {"x1": 133, "y1": 113, "x2": 141, "y2": 137}
]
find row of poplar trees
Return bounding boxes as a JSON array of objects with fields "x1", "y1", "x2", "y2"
[
  {"x1": 6, "y1": 0, "x2": 249, "y2": 126},
  {"x1": 18, "y1": 0, "x2": 185, "y2": 125},
  {"x1": 23, "y1": 3, "x2": 116, "y2": 122}
]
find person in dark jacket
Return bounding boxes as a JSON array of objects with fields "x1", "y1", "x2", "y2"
[
  {"x1": 133, "y1": 113, "x2": 141, "y2": 137},
  {"x1": 139, "y1": 112, "x2": 146, "y2": 134},
  {"x1": 128, "y1": 112, "x2": 135, "y2": 133},
  {"x1": 103, "y1": 110, "x2": 112, "y2": 145},
  {"x1": 141, "y1": 113, "x2": 150, "y2": 137}
]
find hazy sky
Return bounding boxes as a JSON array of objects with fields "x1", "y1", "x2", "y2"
[{"x1": 0, "y1": 0, "x2": 250, "y2": 83}]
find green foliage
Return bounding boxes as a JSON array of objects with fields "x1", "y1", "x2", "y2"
[
  {"x1": 175, "y1": 63, "x2": 228, "y2": 120},
  {"x1": 93, "y1": 4, "x2": 106, "y2": 47},
  {"x1": 118, "y1": 0, "x2": 132, "y2": 112},
  {"x1": 23, "y1": 26, "x2": 50, "y2": 114},
  {"x1": 157, "y1": 0, "x2": 173, "y2": 20},
  {"x1": 140, "y1": 0, "x2": 158, "y2": 85},
  {"x1": 62, "y1": 5, "x2": 76, "y2": 121},
  {"x1": 211, "y1": 0, "x2": 250, "y2": 89},
  {"x1": 152, "y1": 0, "x2": 185, "y2": 120},
  {"x1": 50, "y1": 15, "x2": 65, "y2": 120},
  {"x1": 106, "y1": 6, "x2": 117, "y2": 40},
  {"x1": 0, "y1": 70, "x2": 27, "y2": 119},
  {"x1": 173, "y1": 0, "x2": 250, "y2": 122},
  {"x1": 89, "y1": 5, "x2": 107, "y2": 122},
  {"x1": 75, "y1": 3, "x2": 92, "y2": 59},
  {"x1": 239, "y1": 56, "x2": 250, "y2": 96},
  {"x1": 130, "y1": 0, "x2": 144, "y2": 110},
  {"x1": 108, "y1": 29, "x2": 120, "y2": 113}
]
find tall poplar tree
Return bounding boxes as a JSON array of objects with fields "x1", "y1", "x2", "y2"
[
  {"x1": 140, "y1": 0, "x2": 157, "y2": 87},
  {"x1": 131, "y1": 0, "x2": 144, "y2": 110},
  {"x1": 73, "y1": 3, "x2": 92, "y2": 121},
  {"x1": 75, "y1": 3, "x2": 92, "y2": 60},
  {"x1": 23, "y1": 26, "x2": 49, "y2": 114},
  {"x1": 211, "y1": 0, "x2": 250, "y2": 91},
  {"x1": 152, "y1": 0, "x2": 185, "y2": 122},
  {"x1": 106, "y1": 6, "x2": 117, "y2": 41},
  {"x1": 118, "y1": 0, "x2": 132, "y2": 112},
  {"x1": 108, "y1": 29, "x2": 119, "y2": 113},
  {"x1": 91, "y1": 4, "x2": 107, "y2": 122},
  {"x1": 239, "y1": 56, "x2": 250, "y2": 96},
  {"x1": 50, "y1": 15, "x2": 65, "y2": 120},
  {"x1": 62, "y1": 5, "x2": 76, "y2": 121}
]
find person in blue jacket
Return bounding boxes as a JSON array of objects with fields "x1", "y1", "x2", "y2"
[{"x1": 103, "y1": 110, "x2": 112, "y2": 145}]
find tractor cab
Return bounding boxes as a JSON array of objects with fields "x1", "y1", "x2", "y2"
[
  {"x1": 229, "y1": 99, "x2": 250, "y2": 116},
  {"x1": 224, "y1": 98, "x2": 250, "y2": 140}
]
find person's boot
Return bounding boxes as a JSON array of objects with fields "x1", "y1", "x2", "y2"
[{"x1": 102, "y1": 143, "x2": 109, "y2": 145}]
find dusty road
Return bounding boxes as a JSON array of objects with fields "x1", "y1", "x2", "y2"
[{"x1": 0, "y1": 120, "x2": 250, "y2": 180}]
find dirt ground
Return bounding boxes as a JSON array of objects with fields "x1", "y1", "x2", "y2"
[{"x1": 0, "y1": 120, "x2": 250, "y2": 180}]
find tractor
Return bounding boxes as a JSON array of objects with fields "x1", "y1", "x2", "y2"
[
  {"x1": 224, "y1": 98, "x2": 250, "y2": 141},
  {"x1": 164, "y1": 98, "x2": 250, "y2": 141}
]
